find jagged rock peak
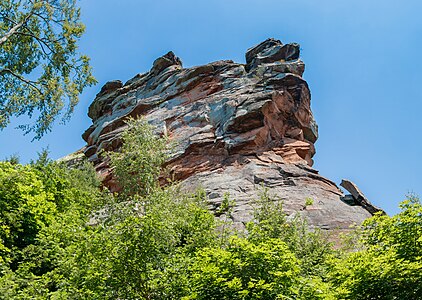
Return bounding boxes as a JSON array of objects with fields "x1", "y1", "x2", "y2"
[
  {"x1": 245, "y1": 38, "x2": 301, "y2": 71},
  {"x1": 98, "y1": 80, "x2": 123, "y2": 97},
  {"x1": 81, "y1": 38, "x2": 375, "y2": 232},
  {"x1": 151, "y1": 51, "x2": 183, "y2": 75}
]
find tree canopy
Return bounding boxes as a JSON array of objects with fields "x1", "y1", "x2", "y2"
[
  {"x1": 0, "y1": 120, "x2": 421, "y2": 299},
  {"x1": 0, "y1": 0, "x2": 96, "y2": 138}
]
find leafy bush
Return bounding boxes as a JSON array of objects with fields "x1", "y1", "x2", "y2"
[
  {"x1": 55, "y1": 187, "x2": 218, "y2": 299},
  {"x1": 0, "y1": 155, "x2": 104, "y2": 298},
  {"x1": 329, "y1": 195, "x2": 422, "y2": 299},
  {"x1": 1, "y1": 118, "x2": 421, "y2": 299},
  {"x1": 0, "y1": 161, "x2": 56, "y2": 266},
  {"x1": 186, "y1": 237, "x2": 300, "y2": 299},
  {"x1": 108, "y1": 117, "x2": 169, "y2": 198}
]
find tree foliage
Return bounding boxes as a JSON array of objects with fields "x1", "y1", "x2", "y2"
[
  {"x1": 329, "y1": 195, "x2": 422, "y2": 299},
  {"x1": 0, "y1": 154, "x2": 105, "y2": 298},
  {"x1": 186, "y1": 237, "x2": 300, "y2": 299},
  {"x1": 0, "y1": 119, "x2": 421, "y2": 299},
  {"x1": 0, "y1": 0, "x2": 96, "y2": 138},
  {"x1": 108, "y1": 117, "x2": 170, "y2": 198},
  {"x1": 0, "y1": 161, "x2": 56, "y2": 268}
]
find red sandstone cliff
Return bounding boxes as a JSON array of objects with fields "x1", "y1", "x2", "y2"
[{"x1": 80, "y1": 38, "x2": 381, "y2": 230}]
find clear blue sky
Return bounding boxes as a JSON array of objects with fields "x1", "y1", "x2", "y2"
[{"x1": 1, "y1": 0, "x2": 421, "y2": 215}]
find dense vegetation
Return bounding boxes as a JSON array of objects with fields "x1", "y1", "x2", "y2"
[{"x1": 0, "y1": 119, "x2": 421, "y2": 299}]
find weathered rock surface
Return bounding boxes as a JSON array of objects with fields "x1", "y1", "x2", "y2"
[
  {"x1": 82, "y1": 38, "x2": 376, "y2": 230},
  {"x1": 340, "y1": 179, "x2": 385, "y2": 215}
]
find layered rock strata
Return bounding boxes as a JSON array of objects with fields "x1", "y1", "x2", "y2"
[{"x1": 82, "y1": 38, "x2": 375, "y2": 230}]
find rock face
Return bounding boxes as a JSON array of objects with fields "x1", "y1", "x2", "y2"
[
  {"x1": 340, "y1": 180, "x2": 385, "y2": 215},
  {"x1": 82, "y1": 38, "x2": 375, "y2": 230}
]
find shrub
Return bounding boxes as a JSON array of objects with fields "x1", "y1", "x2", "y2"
[
  {"x1": 329, "y1": 195, "x2": 422, "y2": 299},
  {"x1": 108, "y1": 117, "x2": 169, "y2": 198}
]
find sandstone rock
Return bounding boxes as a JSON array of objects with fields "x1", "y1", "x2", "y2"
[
  {"x1": 151, "y1": 51, "x2": 182, "y2": 75},
  {"x1": 88, "y1": 80, "x2": 123, "y2": 120},
  {"x1": 340, "y1": 179, "x2": 385, "y2": 215},
  {"x1": 246, "y1": 38, "x2": 301, "y2": 71},
  {"x1": 81, "y1": 39, "x2": 378, "y2": 231},
  {"x1": 246, "y1": 38, "x2": 282, "y2": 64},
  {"x1": 99, "y1": 80, "x2": 123, "y2": 96},
  {"x1": 58, "y1": 147, "x2": 87, "y2": 168}
]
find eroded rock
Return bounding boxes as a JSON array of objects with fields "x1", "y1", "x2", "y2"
[
  {"x1": 81, "y1": 39, "x2": 377, "y2": 231},
  {"x1": 340, "y1": 179, "x2": 385, "y2": 215}
]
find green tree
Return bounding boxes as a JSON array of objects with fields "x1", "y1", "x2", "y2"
[
  {"x1": 54, "y1": 119, "x2": 218, "y2": 299},
  {"x1": 58, "y1": 187, "x2": 218, "y2": 299},
  {"x1": 185, "y1": 236, "x2": 335, "y2": 300},
  {"x1": 109, "y1": 117, "x2": 170, "y2": 198},
  {"x1": 0, "y1": 156, "x2": 104, "y2": 298},
  {"x1": 186, "y1": 237, "x2": 300, "y2": 300},
  {"x1": 0, "y1": 161, "x2": 56, "y2": 268},
  {"x1": 362, "y1": 195, "x2": 422, "y2": 261},
  {"x1": 247, "y1": 188, "x2": 334, "y2": 278},
  {"x1": 0, "y1": 0, "x2": 96, "y2": 138},
  {"x1": 330, "y1": 196, "x2": 422, "y2": 299}
]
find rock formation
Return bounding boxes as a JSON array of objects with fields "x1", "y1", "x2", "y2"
[{"x1": 81, "y1": 38, "x2": 378, "y2": 230}]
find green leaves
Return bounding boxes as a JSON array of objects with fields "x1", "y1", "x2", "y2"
[
  {"x1": 187, "y1": 237, "x2": 300, "y2": 299},
  {"x1": 0, "y1": 162, "x2": 56, "y2": 259},
  {"x1": 108, "y1": 117, "x2": 170, "y2": 198},
  {"x1": 54, "y1": 187, "x2": 219, "y2": 299},
  {"x1": 0, "y1": 155, "x2": 104, "y2": 298},
  {"x1": 0, "y1": 0, "x2": 96, "y2": 138},
  {"x1": 331, "y1": 248, "x2": 422, "y2": 299},
  {"x1": 1, "y1": 119, "x2": 421, "y2": 299},
  {"x1": 328, "y1": 196, "x2": 422, "y2": 299},
  {"x1": 362, "y1": 195, "x2": 422, "y2": 261}
]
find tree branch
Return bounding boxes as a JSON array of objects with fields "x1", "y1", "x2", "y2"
[
  {"x1": 0, "y1": 68, "x2": 43, "y2": 95},
  {"x1": 32, "y1": 12, "x2": 65, "y2": 27},
  {"x1": 14, "y1": 31, "x2": 54, "y2": 54},
  {"x1": 0, "y1": 12, "x2": 33, "y2": 46},
  {"x1": 14, "y1": 30, "x2": 74, "y2": 73}
]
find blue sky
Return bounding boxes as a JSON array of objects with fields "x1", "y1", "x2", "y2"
[{"x1": 1, "y1": 0, "x2": 421, "y2": 215}]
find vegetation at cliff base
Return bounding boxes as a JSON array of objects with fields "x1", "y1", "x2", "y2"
[{"x1": 0, "y1": 119, "x2": 421, "y2": 299}]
